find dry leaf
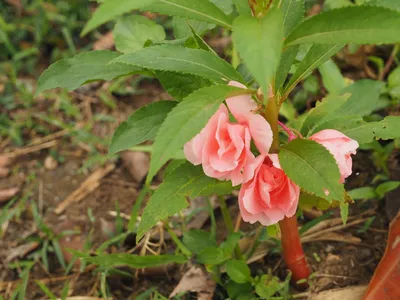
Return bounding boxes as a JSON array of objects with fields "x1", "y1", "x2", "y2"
[
  {"x1": 0, "y1": 187, "x2": 19, "y2": 203},
  {"x1": 170, "y1": 266, "x2": 216, "y2": 300},
  {"x1": 120, "y1": 151, "x2": 149, "y2": 183},
  {"x1": 310, "y1": 285, "x2": 368, "y2": 300},
  {"x1": 93, "y1": 31, "x2": 114, "y2": 50},
  {"x1": 5, "y1": 242, "x2": 40, "y2": 263}
]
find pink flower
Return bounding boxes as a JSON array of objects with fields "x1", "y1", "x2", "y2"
[
  {"x1": 184, "y1": 81, "x2": 273, "y2": 186},
  {"x1": 239, "y1": 155, "x2": 300, "y2": 226},
  {"x1": 309, "y1": 129, "x2": 359, "y2": 183}
]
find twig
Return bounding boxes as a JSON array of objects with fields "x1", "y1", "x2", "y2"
[
  {"x1": 28, "y1": 129, "x2": 69, "y2": 146},
  {"x1": 2, "y1": 140, "x2": 57, "y2": 159},
  {"x1": 379, "y1": 44, "x2": 399, "y2": 81},
  {"x1": 54, "y1": 164, "x2": 115, "y2": 214}
]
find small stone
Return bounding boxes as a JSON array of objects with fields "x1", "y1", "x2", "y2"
[
  {"x1": 326, "y1": 253, "x2": 341, "y2": 263},
  {"x1": 44, "y1": 156, "x2": 58, "y2": 170}
]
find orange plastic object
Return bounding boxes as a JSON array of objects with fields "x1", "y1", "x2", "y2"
[{"x1": 364, "y1": 212, "x2": 400, "y2": 299}]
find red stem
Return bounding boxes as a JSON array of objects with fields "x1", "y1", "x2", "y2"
[
  {"x1": 278, "y1": 121, "x2": 296, "y2": 141},
  {"x1": 279, "y1": 215, "x2": 311, "y2": 284}
]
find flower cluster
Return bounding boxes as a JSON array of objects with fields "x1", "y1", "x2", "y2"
[{"x1": 184, "y1": 82, "x2": 359, "y2": 225}]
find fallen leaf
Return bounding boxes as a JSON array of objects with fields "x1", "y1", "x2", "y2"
[
  {"x1": 310, "y1": 285, "x2": 367, "y2": 300},
  {"x1": 0, "y1": 187, "x2": 19, "y2": 203},
  {"x1": 5, "y1": 242, "x2": 40, "y2": 263},
  {"x1": 363, "y1": 212, "x2": 400, "y2": 299},
  {"x1": 170, "y1": 266, "x2": 216, "y2": 300},
  {"x1": 120, "y1": 151, "x2": 149, "y2": 183},
  {"x1": 56, "y1": 220, "x2": 85, "y2": 265},
  {"x1": 93, "y1": 31, "x2": 114, "y2": 50}
]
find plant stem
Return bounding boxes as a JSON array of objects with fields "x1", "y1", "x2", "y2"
[
  {"x1": 165, "y1": 222, "x2": 192, "y2": 257},
  {"x1": 278, "y1": 121, "x2": 297, "y2": 141},
  {"x1": 218, "y1": 196, "x2": 243, "y2": 259},
  {"x1": 279, "y1": 216, "x2": 311, "y2": 284},
  {"x1": 265, "y1": 97, "x2": 280, "y2": 153},
  {"x1": 218, "y1": 196, "x2": 234, "y2": 232}
]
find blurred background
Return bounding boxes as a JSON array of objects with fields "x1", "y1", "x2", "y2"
[{"x1": 1, "y1": 0, "x2": 400, "y2": 299}]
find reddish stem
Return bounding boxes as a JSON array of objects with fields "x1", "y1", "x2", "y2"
[
  {"x1": 278, "y1": 121, "x2": 297, "y2": 141},
  {"x1": 279, "y1": 215, "x2": 311, "y2": 284}
]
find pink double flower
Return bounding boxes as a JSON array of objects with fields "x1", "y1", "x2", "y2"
[{"x1": 184, "y1": 81, "x2": 359, "y2": 225}]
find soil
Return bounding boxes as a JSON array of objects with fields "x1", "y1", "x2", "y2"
[{"x1": 0, "y1": 47, "x2": 398, "y2": 300}]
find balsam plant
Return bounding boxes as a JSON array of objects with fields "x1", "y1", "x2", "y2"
[{"x1": 36, "y1": 0, "x2": 400, "y2": 295}]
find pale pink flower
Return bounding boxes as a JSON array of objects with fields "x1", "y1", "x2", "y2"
[
  {"x1": 239, "y1": 154, "x2": 300, "y2": 225},
  {"x1": 309, "y1": 129, "x2": 359, "y2": 183},
  {"x1": 184, "y1": 81, "x2": 273, "y2": 186}
]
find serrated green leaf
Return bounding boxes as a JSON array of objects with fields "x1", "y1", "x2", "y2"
[
  {"x1": 226, "y1": 260, "x2": 251, "y2": 283},
  {"x1": 143, "y1": 0, "x2": 233, "y2": 28},
  {"x1": 232, "y1": 0, "x2": 252, "y2": 15},
  {"x1": 281, "y1": 0, "x2": 305, "y2": 36},
  {"x1": 146, "y1": 84, "x2": 251, "y2": 183},
  {"x1": 157, "y1": 72, "x2": 214, "y2": 100},
  {"x1": 172, "y1": 17, "x2": 214, "y2": 39},
  {"x1": 279, "y1": 139, "x2": 345, "y2": 201},
  {"x1": 232, "y1": 9, "x2": 283, "y2": 97},
  {"x1": 109, "y1": 101, "x2": 177, "y2": 156},
  {"x1": 113, "y1": 15, "x2": 165, "y2": 53},
  {"x1": 348, "y1": 187, "x2": 377, "y2": 200},
  {"x1": 319, "y1": 59, "x2": 346, "y2": 94},
  {"x1": 310, "y1": 116, "x2": 377, "y2": 144},
  {"x1": 182, "y1": 229, "x2": 216, "y2": 254},
  {"x1": 285, "y1": 6, "x2": 400, "y2": 46},
  {"x1": 73, "y1": 251, "x2": 187, "y2": 268},
  {"x1": 275, "y1": 46, "x2": 300, "y2": 92},
  {"x1": 300, "y1": 94, "x2": 350, "y2": 136},
  {"x1": 337, "y1": 79, "x2": 384, "y2": 117},
  {"x1": 81, "y1": 0, "x2": 157, "y2": 36},
  {"x1": 369, "y1": 0, "x2": 400, "y2": 11},
  {"x1": 283, "y1": 44, "x2": 344, "y2": 98},
  {"x1": 112, "y1": 45, "x2": 243, "y2": 83},
  {"x1": 36, "y1": 51, "x2": 139, "y2": 96},
  {"x1": 137, "y1": 162, "x2": 232, "y2": 241},
  {"x1": 211, "y1": 0, "x2": 234, "y2": 15},
  {"x1": 340, "y1": 203, "x2": 349, "y2": 225},
  {"x1": 374, "y1": 116, "x2": 400, "y2": 140}
]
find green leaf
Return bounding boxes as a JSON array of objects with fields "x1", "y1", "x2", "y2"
[
  {"x1": 74, "y1": 252, "x2": 187, "y2": 268},
  {"x1": 232, "y1": 0, "x2": 252, "y2": 15},
  {"x1": 220, "y1": 232, "x2": 242, "y2": 256},
  {"x1": 255, "y1": 274, "x2": 284, "y2": 299},
  {"x1": 157, "y1": 72, "x2": 213, "y2": 101},
  {"x1": 281, "y1": 0, "x2": 305, "y2": 37},
  {"x1": 36, "y1": 51, "x2": 138, "y2": 96},
  {"x1": 143, "y1": 0, "x2": 233, "y2": 28},
  {"x1": 172, "y1": 17, "x2": 214, "y2": 39},
  {"x1": 232, "y1": 9, "x2": 283, "y2": 96},
  {"x1": 137, "y1": 162, "x2": 232, "y2": 241},
  {"x1": 197, "y1": 247, "x2": 229, "y2": 264},
  {"x1": 279, "y1": 139, "x2": 345, "y2": 201},
  {"x1": 211, "y1": 0, "x2": 234, "y2": 15},
  {"x1": 112, "y1": 45, "x2": 243, "y2": 83},
  {"x1": 348, "y1": 187, "x2": 377, "y2": 200},
  {"x1": 340, "y1": 203, "x2": 349, "y2": 225},
  {"x1": 285, "y1": 6, "x2": 400, "y2": 46},
  {"x1": 182, "y1": 229, "x2": 216, "y2": 254},
  {"x1": 337, "y1": 79, "x2": 384, "y2": 117},
  {"x1": 146, "y1": 84, "x2": 250, "y2": 183},
  {"x1": 109, "y1": 101, "x2": 177, "y2": 156},
  {"x1": 81, "y1": 0, "x2": 157, "y2": 36},
  {"x1": 275, "y1": 46, "x2": 300, "y2": 92},
  {"x1": 374, "y1": 116, "x2": 400, "y2": 140},
  {"x1": 113, "y1": 15, "x2": 165, "y2": 53},
  {"x1": 226, "y1": 260, "x2": 251, "y2": 283},
  {"x1": 226, "y1": 281, "x2": 254, "y2": 300},
  {"x1": 300, "y1": 94, "x2": 350, "y2": 136},
  {"x1": 369, "y1": 0, "x2": 400, "y2": 11},
  {"x1": 299, "y1": 193, "x2": 332, "y2": 210},
  {"x1": 311, "y1": 116, "x2": 377, "y2": 144},
  {"x1": 283, "y1": 44, "x2": 344, "y2": 97},
  {"x1": 319, "y1": 59, "x2": 346, "y2": 94},
  {"x1": 376, "y1": 181, "x2": 400, "y2": 199}
]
